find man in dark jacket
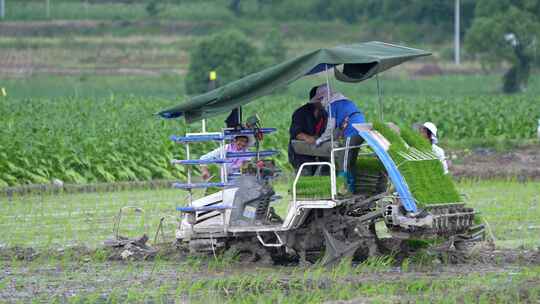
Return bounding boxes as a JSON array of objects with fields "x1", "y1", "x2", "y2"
[{"x1": 288, "y1": 86, "x2": 329, "y2": 175}]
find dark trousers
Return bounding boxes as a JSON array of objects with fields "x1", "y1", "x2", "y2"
[
  {"x1": 290, "y1": 140, "x2": 331, "y2": 176},
  {"x1": 340, "y1": 135, "x2": 363, "y2": 176},
  {"x1": 291, "y1": 136, "x2": 363, "y2": 174}
]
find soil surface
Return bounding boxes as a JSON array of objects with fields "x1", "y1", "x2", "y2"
[
  {"x1": 0, "y1": 242, "x2": 539, "y2": 302},
  {"x1": 451, "y1": 144, "x2": 540, "y2": 180}
]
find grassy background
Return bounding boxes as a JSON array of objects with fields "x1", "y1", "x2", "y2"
[
  {"x1": 6, "y1": 72, "x2": 540, "y2": 100},
  {"x1": 1, "y1": 180, "x2": 539, "y2": 249},
  {"x1": 2, "y1": 1, "x2": 234, "y2": 21}
]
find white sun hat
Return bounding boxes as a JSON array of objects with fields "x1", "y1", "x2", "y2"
[{"x1": 423, "y1": 122, "x2": 438, "y2": 137}]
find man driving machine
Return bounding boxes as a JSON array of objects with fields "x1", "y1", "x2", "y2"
[
  {"x1": 288, "y1": 86, "x2": 329, "y2": 176},
  {"x1": 291, "y1": 84, "x2": 366, "y2": 192}
]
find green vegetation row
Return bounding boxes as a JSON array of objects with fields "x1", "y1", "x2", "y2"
[
  {"x1": 4, "y1": 0, "x2": 475, "y2": 44},
  {"x1": 1, "y1": 91, "x2": 540, "y2": 187},
  {"x1": 0, "y1": 96, "x2": 183, "y2": 187}
]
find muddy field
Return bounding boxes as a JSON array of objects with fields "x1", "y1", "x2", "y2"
[
  {"x1": 0, "y1": 179, "x2": 539, "y2": 302},
  {"x1": 452, "y1": 145, "x2": 540, "y2": 180},
  {"x1": 1, "y1": 241, "x2": 539, "y2": 303}
]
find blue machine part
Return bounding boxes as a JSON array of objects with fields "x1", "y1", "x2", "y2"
[
  {"x1": 170, "y1": 129, "x2": 277, "y2": 143},
  {"x1": 223, "y1": 128, "x2": 277, "y2": 136},
  {"x1": 170, "y1": 134, "x2": 224, "y2": 143},
  {"x1": 172, "y1": 159, "x2": 233, "y2": 165},
  {"x1": 356, "y1": 130, "x2": 418, "y2": 213},
  {"x1": 172, "y1": 182, "x2": 235, "y2": 189},
  {"x1": 227, "y1": 150, "x2": 279, "y2": 158},
  {"x1": 176, "y1": 204, "x2": 232, "y2": 213}
]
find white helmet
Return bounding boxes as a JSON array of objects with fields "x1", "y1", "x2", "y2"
[{"x1": 423, "y1": 122, "x2": 438, "y2": 137}]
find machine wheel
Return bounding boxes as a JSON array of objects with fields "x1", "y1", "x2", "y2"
[{"x1": 226, "y1": 240, "x2": 273, "y2": 264}]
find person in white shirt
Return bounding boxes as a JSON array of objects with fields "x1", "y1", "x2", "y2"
[
  {"x1": 200, "y1": 135, "x2": 252, "y2": 180},
  {"x1": 420, "y1": 122, "x2": 449, "y2": 174}
]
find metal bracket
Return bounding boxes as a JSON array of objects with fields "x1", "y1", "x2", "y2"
[
  {"x1": 320, "y1": 228, "x2": 362, "y2": 266},
  {"x1": 256, "y1": 231, "x2": 284, "y2": 247}
]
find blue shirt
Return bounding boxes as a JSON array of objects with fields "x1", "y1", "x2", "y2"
[{"x1": 329, "y1": 99, "x2": 366, "y2": 137}]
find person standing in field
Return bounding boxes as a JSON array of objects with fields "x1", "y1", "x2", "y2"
[{"x1": 419, "y1": 122, "x2": 449, "y2": 174}]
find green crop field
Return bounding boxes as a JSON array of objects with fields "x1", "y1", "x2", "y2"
[
  {"x1": 2, "y1": 1, "x2": 232, "y2": 21},
  {"x1": 1, "y1": 73, "x2": 539, "y2": 187}
]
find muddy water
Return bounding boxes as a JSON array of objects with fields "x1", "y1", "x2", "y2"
[{"x1": 1, "y1": 244, "x2": 539, "y2": 302}]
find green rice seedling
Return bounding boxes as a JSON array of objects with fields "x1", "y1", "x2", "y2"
[
  {"x1": 182, "y1": 255, "x2": 203, "y2": 272},
  {"x1": 330, "y1": 257, "x2": 354, "y2": 279},
  {"x1": 188, "y1": 279, "x2": 207, "y2": 297},
  {"x1": 408, "y1": 249, "x2": 438, "y2": 269},
  {"x1": 400, "y1": 257, "x2": 410, "y2": 272},
  {"x1": 355, "y1": 254, "x2": 395, "y2": 273},
  {"x1": 293, "y1": 175, "x2": 347, "y2": 200},
  {"x1": 106, "y1": 289, "x2": 122, "y2": 304},
  {"x1": 0, "y1": 278, "x2": 7, "y2": 292},
  {"x1": 373, "y1": 121, "x2": 461, "y2": 206},
  {"x1": 125, "y1": 287, "x2": 143, "y2": 303},
  {"x1": 307, "y1": 265, "x2": 325, "y2": 284},
  {"x1": 207, "y1": 250, "x2": 239, "y2": 271},
  {"x1": 356, "y1": 155, "x2": 385, "y2": 174}
]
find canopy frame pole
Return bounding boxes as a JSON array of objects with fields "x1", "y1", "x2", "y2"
[
  {"x1": 201, "y1": 119, "x2": 206, "y2": 133},
  {"x1": 325, "y1": 64, "x2": 334, "y2": 148},
  {"x1": 237, "y1": 107, "x2": 242, "y2": 124},
  {"x1": 376, "y1": 74, "x2": 383, "y2": 121}
]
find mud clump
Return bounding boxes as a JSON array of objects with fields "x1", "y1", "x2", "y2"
[
  {"x1": 104, "y1": 234, "x2": 158, "y2": 261},
  {"x1": 530, "y1": 248, "x2": 540, "y2": 265},
  {"x1": 470, "y1": 243, "x2": 540, "y2": 266},
  {"x1": 0, "y1": 246, "x2": 38, "y2": 261}
]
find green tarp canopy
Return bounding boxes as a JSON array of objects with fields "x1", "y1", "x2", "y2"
[{"x1": 159, "y1": 41, "x2": 430, "y2": 123}]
